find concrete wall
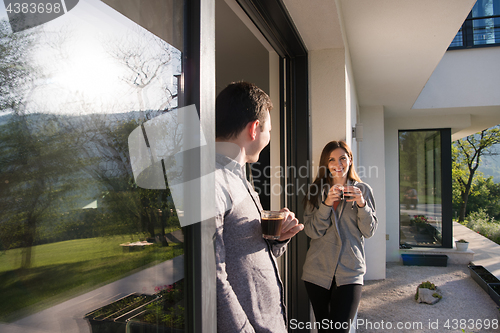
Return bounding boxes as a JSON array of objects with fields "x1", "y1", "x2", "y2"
[
  {"x1": 309, "y1": 45, "x2": 386, "y2": 280},
  {"x1": 414, "y1": 47, "x2": 500, "y2": 109},
  {"x1": 309, "y1": 48, "x2": 346, "y2": 170},
  {"x1": 359, "y1": 106, "x2": 386, "y2": 279}
]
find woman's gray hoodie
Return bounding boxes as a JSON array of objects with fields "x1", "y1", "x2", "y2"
[{"x1": 302, "y1": 180, "x2": 378, "y2": 289}]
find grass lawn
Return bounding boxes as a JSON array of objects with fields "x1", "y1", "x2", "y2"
[{"x1": 0, "y1": 234, "x2": 183, "y2": 322}]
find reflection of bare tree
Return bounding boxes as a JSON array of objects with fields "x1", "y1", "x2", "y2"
[
  {"x1": 0, "y1": 19, "x2": 185, "y2": 265},
  {"x1": 0, "y1": 112, "x2": 80, "y2": 268},
  {"x1": 39, "y1": 24, "x2": 72, "y2": 60},
  {"x1": 106, "y1": 28, "x2": 180, "y2": 111},
  {"x1": 0, "y1": 24, "x2": 94, "y2": 267},
  {"x1": 0, "y1": 106, "x2": 184, "y2": 265},
  {"x1": 62, "y1": 102, "x2": 183, "y2": 239},
  {"x1": 65, "y1": 109, "x2": 134, "y2": 189},
  {"x1": 0, "y1": 20, "x2": 33, "y2": 111},
  {"x1": 0, "y1": 20, "x2": 47, "y2": 268}
]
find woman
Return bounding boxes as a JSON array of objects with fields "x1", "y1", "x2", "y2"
[{"x1": 302, "y1": 141, "x2": 378, "y2": 332}]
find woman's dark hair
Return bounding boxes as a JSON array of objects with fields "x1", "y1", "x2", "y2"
[
  {"x1": 304, "y1": 141, "x2": 362, "y2": 208},
  {"x1": 216, "y1": 81, "x2": 273, "y2": 139}
]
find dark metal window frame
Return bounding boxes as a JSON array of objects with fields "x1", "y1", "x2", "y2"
[
  {"x1": 449, "y1": 11, "x2": 500, "y2": 50},
  {"x1": 398, "y1": 128, "x2": 452, "y2": 249},
  {"x1": 183, "y1": 0, "x2": 216, "y2": 332}
]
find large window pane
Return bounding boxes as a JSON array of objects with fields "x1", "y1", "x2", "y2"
[
  {"x1": 450, "y1": 0, "x2": 500, "y2": 48},
  {"x1": 399, "y1": 130, "x2": 443, "y2": 247},
  {"x1": 473, "y1": 17, "x2": 500, "y2": 45},
  {"x1": 0, "y1": 0, "x2": 185, "y2": 331},
  {"x1": 471, "y1": 0, "x2": 500, "y2": 45},
  {"x1": 450, "y1": 27, "x2": 463, "y2": 47}
]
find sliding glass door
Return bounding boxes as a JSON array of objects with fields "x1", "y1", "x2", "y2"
[
  {"x1": 0, "y1": 0, "x2": 201, "y2": 331},
  {"x1": 399, "y1": 129, "x2": 452, "y2": 248}
]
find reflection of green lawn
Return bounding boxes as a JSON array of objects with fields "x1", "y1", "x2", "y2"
[{"x1": 0, "y1": 235, "x2": 183, "y2": 322}]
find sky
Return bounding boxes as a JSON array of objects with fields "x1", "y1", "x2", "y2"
[
  {"x1": 0, "y1": 1, "x2": 6, "y2": 20},
  {"x1": 1, "y1": 0, "x2": 181, "y2": 115},
  {"x1": 479, "y1": 154, "x2": 500, "y2": 182}
]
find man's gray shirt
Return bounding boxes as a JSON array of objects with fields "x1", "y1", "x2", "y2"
[{"x1": 215, "y1": 153, "x2": 288, "y2": 333}]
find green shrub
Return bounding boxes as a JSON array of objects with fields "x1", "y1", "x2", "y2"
[
  {"x1": 415, "y1": 281, "x2": 437, "y2": 300},
  {"x1": 418, "y1": 281, "x2": 436, "y2": 290},
  {"x1": 135, "y1": 280, "x2": 185, "y2": 329},
  {"x1": 432, "y1": 293, "x2": 442, "y2": 299},
  {"x1": 468, "y1": 209, "x2": 494, "y2": 223},
  {"x1": 467, "y1": 209, "x2": 500, "y2": 245}
]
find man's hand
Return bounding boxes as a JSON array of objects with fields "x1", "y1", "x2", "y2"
[{"x1": 278, "y1": 208, "x2": 304, "y2": 241}]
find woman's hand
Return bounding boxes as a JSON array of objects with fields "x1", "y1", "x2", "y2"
[
  {"x1": 343, "y1": 186, "x2": 366, "y2": 207},
  {"x1": 324, "y1": 185, "x2": 343, "y2": 206},
  {"x1": 277, "y1": 208, "x2": 304, "y2": 241}
]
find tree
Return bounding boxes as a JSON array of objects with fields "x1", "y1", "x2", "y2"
[
  {"x1": 0, "y1": 113, "x2": 81, "y2": 267},
  {"x1": 0, "y1": 20, "x2": 33, "y2": 111},
  {"x1": 461, "y1": 175, "x2": 500, "y2": 220},
  {"x1": 399, "y1": 130, "x2": 442, "y2": 207},
  {"x1": 0, "y1": 19, "x2": 183, "y2": 266},
  {"x1": 0, "y1": 20, "x2": 44, "y2": 267},
  {"x1": 63, "y1": 109, "x2": 182, "y2": 240},
  {"x1": 106, "y1": 28, "x2": 180, "y2": 111},
  {"x1": 453, "y1": 126, "x2": 500, "y2": 222}
]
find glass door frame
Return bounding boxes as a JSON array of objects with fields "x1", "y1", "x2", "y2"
[
  {"x1": 398, "y1": 128, "x2": 453, "y2": 249},
  {"x1": 235, "y1": 0, "x2": 310, "y2": 325},
  {"x1": 184, "y1": 0, "x2": 310, "y2": 329},
  {"x1": 183, "y1": 0, "x2": 216, "y2": 332}
]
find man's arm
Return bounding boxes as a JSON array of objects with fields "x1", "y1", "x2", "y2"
[{"x1": 268, "y1": 239, "x2": 289, "y2": 258}]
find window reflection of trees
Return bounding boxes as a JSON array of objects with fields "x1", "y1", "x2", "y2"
[
  {"x1": 399, "y1": 130, "x2": 443, "y2": 247},
  {"x1": 399, "y1": 131, "x2": 441, "y2": 206},
  {"x1": 106, "y1": 28, "x2": 180, "y2": 112},
  {"x1": 0, "y1": 11, "x2": 183, "y2": 320}
]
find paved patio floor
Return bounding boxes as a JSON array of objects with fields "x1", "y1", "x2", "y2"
[
  {"x1": 453, "y1": 222, "x2": 500, "y2": 278},
  {"x1": 355, "y1": 222, "x2": 500, "y2": 333}
]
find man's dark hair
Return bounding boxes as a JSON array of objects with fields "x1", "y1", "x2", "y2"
[{"x1": 216, "y1": 81, "x2": 273, "y2": 139}]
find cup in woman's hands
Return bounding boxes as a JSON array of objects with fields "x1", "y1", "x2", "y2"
[
  {"x1": 343, "y1": 186, "x2": 357, "y2": 200},
  {"x1": 333, "y1": 184, "x2": 344, "y2": 200}
]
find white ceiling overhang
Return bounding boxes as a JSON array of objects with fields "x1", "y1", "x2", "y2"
[{"x1": 283, "y1": 0, "x2": 476, "y2": 117}]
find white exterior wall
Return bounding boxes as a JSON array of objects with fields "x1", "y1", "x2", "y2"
[
  {"x1": 310, "y1": 47, "x2": 386, "y2": 280},
  {"x1": 359, "y1": 106, "x2": 386, "y2": 279},
  {"x1": 384, "y1": 115, "x2": 472, "y2": 261},
  {"x1": 414, "y1": 47, "x2": 500, "y2": 109},
  {"x1": 309, "y1": 48, "x2": 347, "y2": 172},
  {"x1": 413, "y1": 47, "x2": 500, "y2": 140}
]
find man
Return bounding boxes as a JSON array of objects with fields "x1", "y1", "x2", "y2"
[{"x1": 215, "y1": 82, "x2": 303, "y2": 332}]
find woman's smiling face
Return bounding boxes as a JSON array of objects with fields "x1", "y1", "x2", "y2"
[{"x1": 328, "y1": 148, "x2": 351, "y2": 181}]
